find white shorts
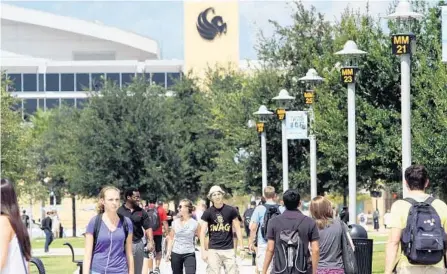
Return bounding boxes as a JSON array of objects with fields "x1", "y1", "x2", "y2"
[{"x1": 256, "y1": 243, "x2": 271, "y2": 272}]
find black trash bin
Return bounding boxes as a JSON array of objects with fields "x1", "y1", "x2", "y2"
[{"x1": 349, "y1": 224, "x2": 373, "y2": 274}]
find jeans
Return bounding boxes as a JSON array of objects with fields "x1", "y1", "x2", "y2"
[
  {"x1": 171, "y1": 252, "x2": 196, "y2": 274},
  {"x1": 44, "y1": 229, "x2": 53, "y2": 252}
]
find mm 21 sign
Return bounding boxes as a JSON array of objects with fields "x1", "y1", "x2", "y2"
[{"x1": 391, "y1": 34, "x2": 414, "y2": 55}]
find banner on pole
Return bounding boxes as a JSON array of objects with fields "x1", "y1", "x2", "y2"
[
  {"x1": 443, "y1": 6, "x2": 447, "y2": 62},
  {"x1": 286, "y1": 111, "x2": 308, "y2": 139}
]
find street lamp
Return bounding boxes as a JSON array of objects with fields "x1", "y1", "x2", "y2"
[
  {"x1": 272, "y1": 89, "x2": 295, "y2": 192},
  {"x1": 384, "y1": 0, "x2": 423, "y2": 198},
  {"x1": 335, "y1": 40, "x2": 367, "y2": 224},
  {"x1": 299, "y1": 68, "x2": 324, "y2": 199},
  {"x1": 253, "y1": 105, "x2": 273, "y2": 196}
]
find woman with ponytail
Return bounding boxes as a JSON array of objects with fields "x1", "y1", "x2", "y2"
[
  {"x1": 0, "y1": 179, "x2": 31, "y2": 274},
  {"x1": 165, "y1": 199, "x2": 200, "y2": 274},
  {"x1": 83, "y1": 186, "x2": 134, "y2": 274}
]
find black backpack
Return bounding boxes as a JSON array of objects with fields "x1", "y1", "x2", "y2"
[
  {"x1": 92, "y1": 213, "x2": 129, "y2": 259},
  {"x1": 401, "y1": 197, "x2": 447, "y2": 265},
  {"x1": 244, "y1": 208, "x2": 255, "y2": 227},
  {"x1": 147, "y1": 207, "x2": 160, "y2": 230},
  {"x1": 273, "y1": 216, "x2": 307, "y2": 274},
  {"x1": 261, "y1": 204, "x2": 281, "y2": 241}
]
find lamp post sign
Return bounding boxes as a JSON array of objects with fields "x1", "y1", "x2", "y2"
[
  {"x1": 276, "y1": 108, "x2": 286, "y2": 120},
  {"x1": 391, "y1": 34, "x2": 414, "y2": 55},
  {"x1": 256, "y1": 122, "x2": 265, "y2": 133},
  {"x1": 286, "y1": 111, "x2": 308, "y2": 140},
  {"x1": 304, "y1": 91, "x2": 314, "y2": 104},
  {"x1": 340, "y1": 67, "x2": 357, "y2": 84}
]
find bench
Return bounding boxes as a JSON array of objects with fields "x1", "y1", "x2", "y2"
[
  {"x1": 30, "y1": 257, "x2": 46, "y2": 274},
  {"x1": 63, "y1": 242, "x2": 83, "y2": 274}
]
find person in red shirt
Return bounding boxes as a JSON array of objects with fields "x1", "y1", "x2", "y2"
[{"x1": 143, "y1": 198, "x2": 168, "y2": 274}]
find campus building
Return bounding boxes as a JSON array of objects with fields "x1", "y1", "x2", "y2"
[
  {"x1": 1, "y1": 2, "x2": 254, "y2": 119},
  {"x1": 1, "y1": 1, "x2": 254, "y2": 235}
]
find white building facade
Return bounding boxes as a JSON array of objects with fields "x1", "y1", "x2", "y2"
[{"x1": 1, "y1": 3, "x2": 183, "y2": 118}]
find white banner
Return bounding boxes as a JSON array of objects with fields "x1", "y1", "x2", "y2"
[
  {"x1": 286, "y1": 111, "x2": 308, "y2": 139},
  {"x1": 443, "y1": 6, "x2": 447, "y2": 62}
]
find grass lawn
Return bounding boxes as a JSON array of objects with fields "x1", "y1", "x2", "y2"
[
  {"x1": 30, "y1": 256, "x2": 82, "y2": 274},
  {"x1": 31, "y1": 237, "x2": 85, "y2": 249}
]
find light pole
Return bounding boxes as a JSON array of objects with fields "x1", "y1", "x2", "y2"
[
  {"x1": 335, "y1": 41, "x2": 367, "y2": 224},
  {"x1": 384, "y1": 0, "x2": 423, "y2": 198},
  {"x1": 272, "y1": 89, "x2": 295, "y2": 192},
  {"x1": 253, "y1": 105, "x2": 273, "y2": 196},
  {"x1": 299, "y1": 68, "x2": 324, "y2": 199}
]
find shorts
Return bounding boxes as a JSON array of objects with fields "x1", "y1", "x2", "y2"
[
  {"x1": 154, "y1": 235, "x2": 163, "y2": 253},
  {"x1": 396, "y1": 266, "x2": 446, "y2": 274},
  {"x1": 256, "y1": 243, "x2": 271, "y2": 272}
]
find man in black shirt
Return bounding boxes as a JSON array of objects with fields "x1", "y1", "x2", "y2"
[
  {"x1": 41, "y1": 211, "x2": 53, "y2": 253},
  {"x1": 263, "y1": 189, "x2": 320, "y2": 274},
  {"x1": 200, "y1": 185, "x2": 243, "y2": 274},
  {"x1": 117, "y1": 188, "x2": 153, "y2": 274}
]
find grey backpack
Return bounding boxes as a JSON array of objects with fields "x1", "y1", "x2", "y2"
[{"x1": 273, "y1": 216, "x2": 307, "y2": 274}]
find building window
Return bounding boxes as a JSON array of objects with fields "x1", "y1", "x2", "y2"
[
  {"x1": 166, "y1": 73, "x2": 181, "y2": 88},
  {"x1": 7, "y1": 73, "x2": 22, "y2": 92},
  {"x1": 46, "y1": 99, "x2": 60, "y2": 109},
  {"x1": 23, "y1": 99, "x2": 38, "y2": 115},
  {"x1": 39, "y1": 74, "x2": 44, "y2": 91},
  {"x1": 23, "y1": 74, "x2": 37, "y2": 91},
  {"x1": 46, "y1": 74, "x2": 60, "y2": 91},
  {"x1": 106, "y1": 73, "x2": 120, "y2": 86},
  {"x1": 61, "y1": 74, "x2": 75, "y2": 91},
  {"x1": 152, "y1": 73, "x2": 166, "y2": 88},
  {"x1": 61, "y1": 99, "x2": 75, "y2": 107},
  {"x1": 76, "y1": 98, "x2": 88, "y2": 109},
  {"x1": 91, "y1": 73, "x2": 104, "y2": 91},
  {"x1": 76, "y1": 73, "x2": 90, "y2": 91},
  {"x1": 38, "y1": 98, "x2": 45, "y2": 110},
  {"x1": 122, "y1": 73, "x2": 136, "y2": 87}
]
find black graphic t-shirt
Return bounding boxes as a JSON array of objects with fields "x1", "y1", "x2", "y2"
[{"x1": 202, "y1": 204, "x2": 238, "y2": 250}]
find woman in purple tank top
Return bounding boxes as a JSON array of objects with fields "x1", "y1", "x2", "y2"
[{"x1": 83, "y1": 186, "x2": 134, "y2": 274}]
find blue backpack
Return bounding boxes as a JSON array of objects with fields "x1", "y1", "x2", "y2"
[{"x1": 401, "y1": 197, "x2": 447, "y2": 265}]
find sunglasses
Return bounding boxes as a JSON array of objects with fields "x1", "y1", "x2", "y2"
[{"x1": 178, "y1": 205, "x2": 188, "y2": 209}]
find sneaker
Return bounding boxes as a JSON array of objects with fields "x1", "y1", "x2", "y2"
[{"x1": 154, "y1": 267, "x2": 160, "y2": 274}]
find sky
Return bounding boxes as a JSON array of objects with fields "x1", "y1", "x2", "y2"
[{"x1": 2, "y1": 0, "x2": 395, "y2": 60}]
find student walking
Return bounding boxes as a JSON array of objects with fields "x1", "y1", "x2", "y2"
[
  {"x1": 165, "y1": 199, "x2": 199, "y2": 274},
  {"x1": 200, "y1": 185, "x2": 243, "y2": 274},
  {"x1": 243, "y1": 201, "x2": 256, "y2": 238},
  {"x1": 385, "y1": 165, "x2": 447, "y2": 274},
  {"x1": 0, "y1": 178, "x2": 31, "y2": 274},
  {"x1": 248, "y1": 186, "x2": 282, "y2": 274},
  {"x1": 143, "y1": 197, "x2": 168, "y2": 274},
  {"x1": 310, "y1": 196, "x2": 350, "y2": 274},
  {"x1": 117, "y1": 188, "x2": 153, "y2": 274},
  {"x1": 41, "y1": 211, "x2": 53, "y2": 252},
  {"x1": 83, "y1": 186, "x2": 134, "y2": 274},
  {"x1": 262, "y1": 189, "x2": 320, "y2": 274}
]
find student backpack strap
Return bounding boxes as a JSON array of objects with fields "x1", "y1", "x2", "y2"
[
  {"x1": 92, "y1": 213, "x2": 103, "y2": 251},
  {"x1": 118, "y1": 213, "x2": 129, "y2": 251}
]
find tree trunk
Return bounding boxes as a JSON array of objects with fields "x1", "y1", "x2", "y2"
[{"x1": 72, "y1": 194, "x2": 76, "y2": 237}]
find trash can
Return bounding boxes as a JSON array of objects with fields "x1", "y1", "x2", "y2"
[{"x1": 349, "y1": 224, "x2": 373, "y2": 274}]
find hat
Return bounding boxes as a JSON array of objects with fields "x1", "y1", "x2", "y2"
[{"x1": 207, "y1": 185, "x2": 225, "y2": 199}]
